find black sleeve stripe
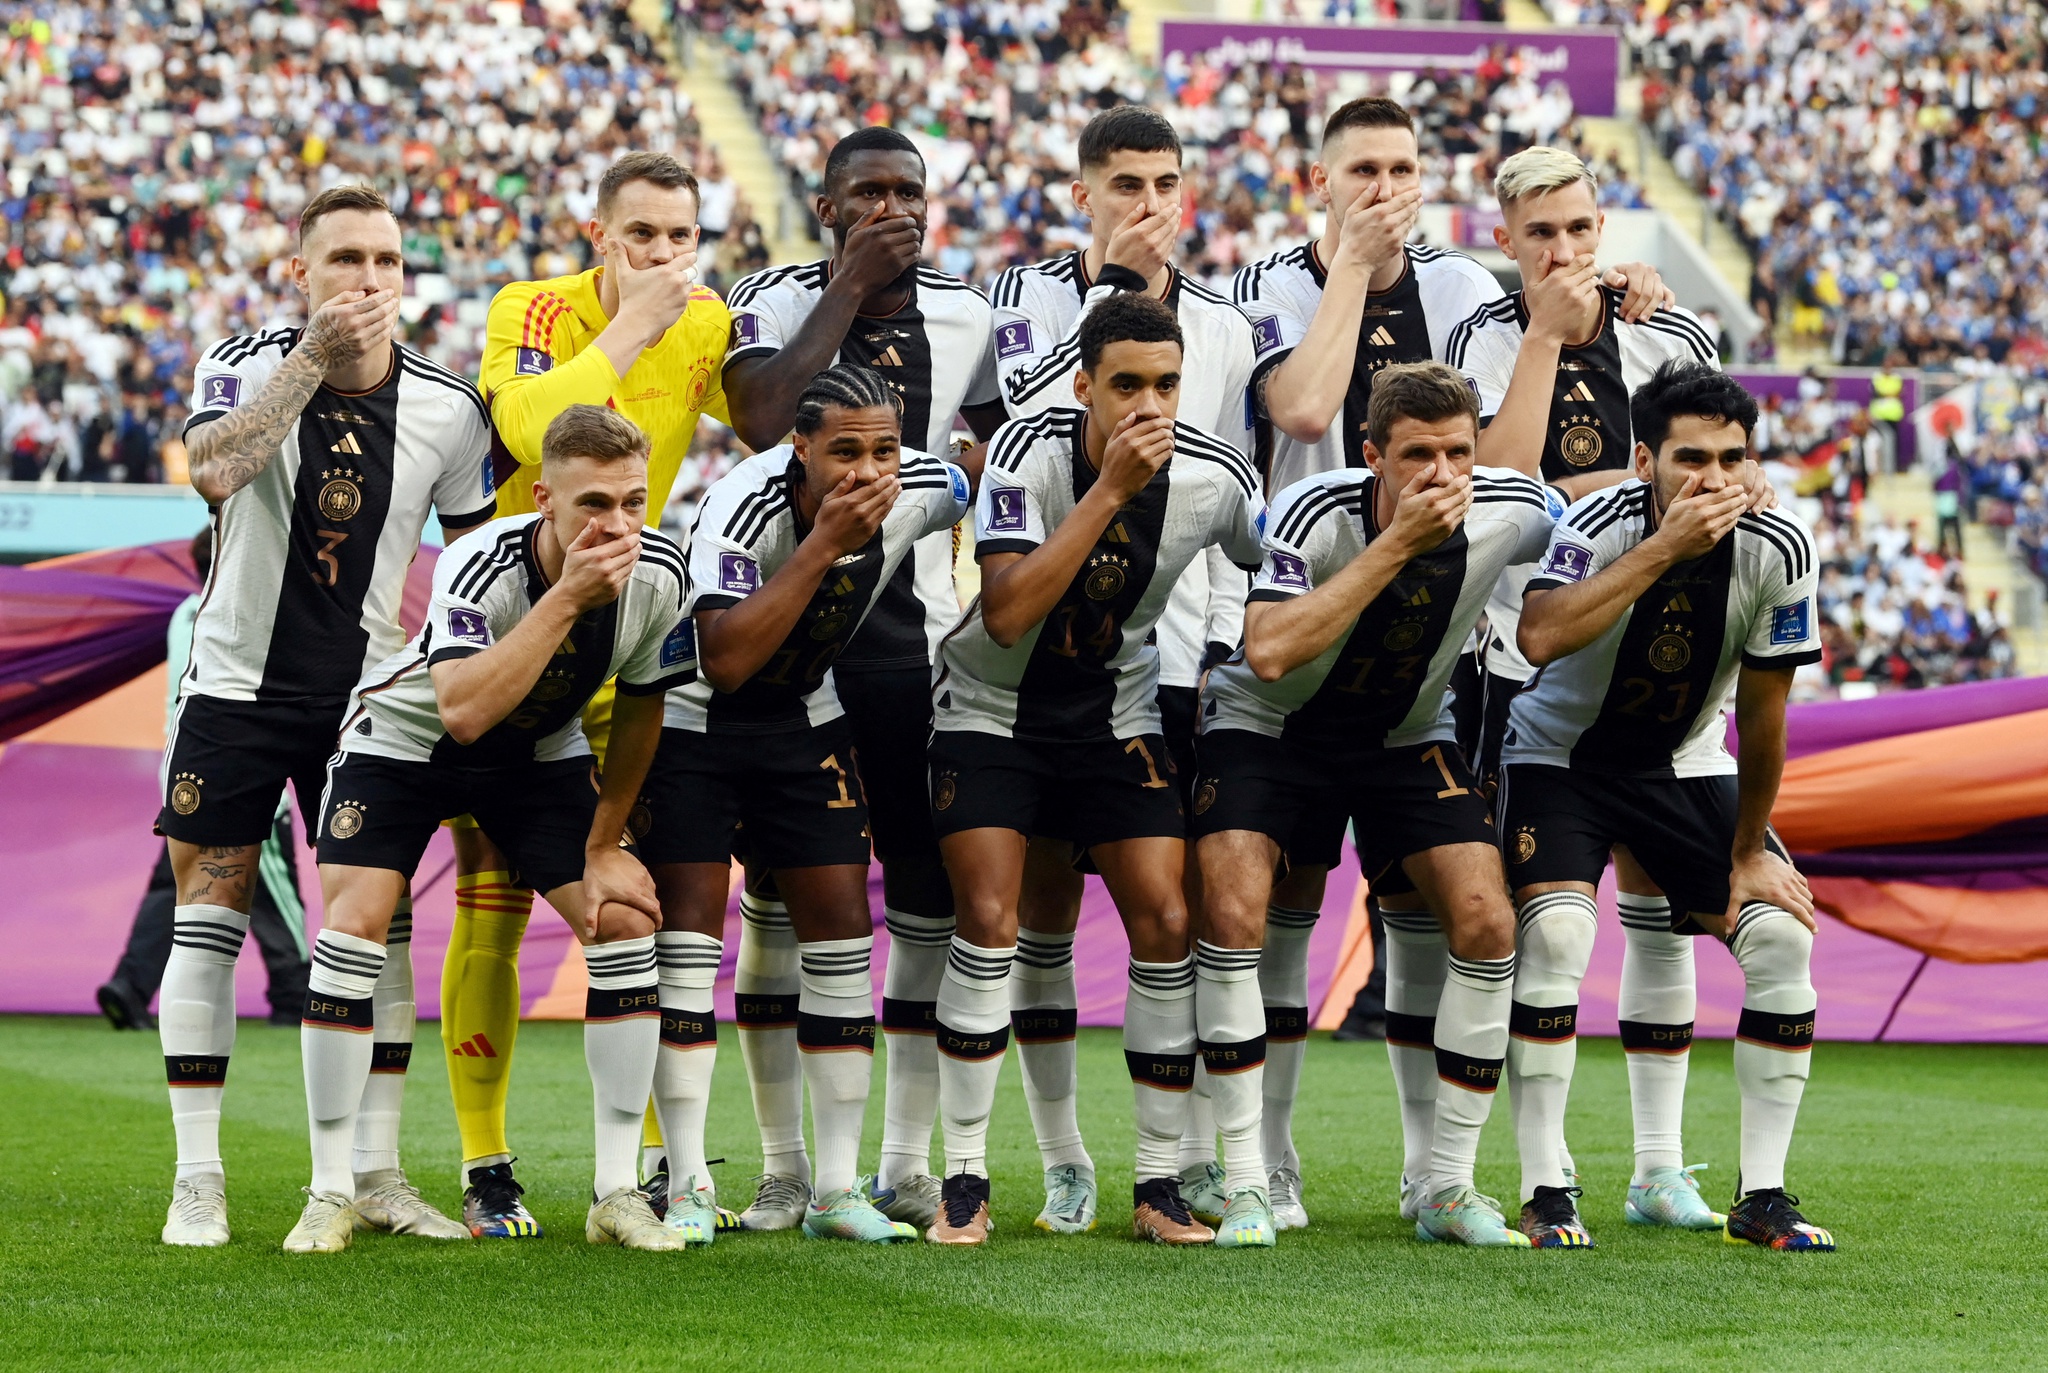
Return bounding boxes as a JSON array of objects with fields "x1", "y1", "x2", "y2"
[
  {"x1": 1743, "y1": 648, "x2": 1822, "y2": 671},
  {"x1": 1738, "y1": 515, "x2": 1808, "y2": 582},
  {"x1": 725, "y1": 488, "x2": 792, "y2": 550},
  {"x1": 1172, "y1": 423, "x2": 1258, "y2": 499},
  {"x1": 726, "y1": 261, "x2": 821, "y2": 311},
  {"x1": 916, "y1": 266, "x2": 985, "y2": 296},
  {"x1": 992, "y1": 270, "x2": 1022, "y2": 309},
  {"x1": 449, "y1": 528, "x2": 527, "y2": 601},
  {"x1": 1636, "y1": 310, "x2": 1719, "y2": 364},
  {"x1": 1179, "y1": 275, "x2": 1233, "y2": 308},
  {"x1": 1565, "y1": 485, "x2": 1645, "y2": 539},
  {"x1": 1271, "y1": 485, "x2": 1346, "y2": 548},
  {"x1": 1471, "y1": 490, "x2": 1550, "y2": 510},
  {"x1": 399, "y1": 352, "x2": 490, "y2": 427},
  {"x1": 1444, "y1": 302, "x2": 1513, "y2": 369},
  {"x1": 1002, "y1": 337, "x2": 1082, "y2": 405},
  {"x1": 987, "y1": 412, "x2": 1066, "y2": 473}
]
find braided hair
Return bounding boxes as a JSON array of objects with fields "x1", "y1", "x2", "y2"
[{"x1": 790, "y1": 364, "x2": 903, "y2": 436}]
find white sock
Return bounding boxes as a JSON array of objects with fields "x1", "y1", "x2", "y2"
[
  {"x1": 303, "y1": 929, "x2": 385, "y2": 1198},
  {"x1": 1259, "y1": 904, "x2": 1317, "y2": 1175},
  {"x1": 584, "y1": 935, "x2": 660, "y2": 1199},
  {"x1": 1381, "y1": 909, "x2": 1448, "y2": 1189},
  {"x1": 1011, "y1": 928, "x2": 1091, "y2": 1172},
  {"x1": 1180, "y1": 1064, "x2": 1218, "y2": 1168},
  {"x1": 654, "y1": 930, "x2": 721, "y2": 1198},
  {"x1": 735, "y1": 893, "x2": 808, "y2": 1183},
  {"x1": 936, "y1": 937, "x2": 1014, "y2": 1179},
  {"x1": 1428, "y1": 951, "x2": 1515, "y2": 1197},
  {"x1": 797, "y1": 935, "x2": 877, "y2": 1196},
  {"x1": 352, "y1": 900, "x2": 414, "y2": 1179},
  {"x1": 1196, "y1": 941, "x2": 1266, "y2": 1195},
  {"x1": 878, "y1": 908, "x2": 951, "y2": 1189},
  {"x1": 1728, "y1": 904, "x2": 1816, "y2": 1193},
  {"x1": 1124, "y1": 955, "x2": 1196, "y2": 1184},
  {"x1": 1617, "y1": 894, "x2": 1695, "y2": 1179},
  {"x1": 1507, "y1": 891, "x2": 1597, "y2": 1199},
  {"x1": 161, "y1": 904, "x2": 248, "y2": 1183}
]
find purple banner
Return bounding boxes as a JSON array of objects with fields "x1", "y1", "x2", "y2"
[
  {"x1": 1158, "y1": 20, "x2": 1623, "y2": 117},
  {"x1": 1730, "y1": 369, "x2": 1921, "y2": 469}
]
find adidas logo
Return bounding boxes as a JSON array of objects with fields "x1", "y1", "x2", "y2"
[
  {"x1": 1104, "y1": 522, "x2": 1131, "y2": 544},
  {"x1": 871, "y1": 345, "x2": 904, "y2": 367},
  {"x1": 329, "y1": 432, "x2": 363, "y2": 454},
  {"x1": 831, "y1": 574, "x2": 857, "y2": 596},
  {"x1": 1664, "y1": 592, "x2": 1692, "y2": 612},
  {"x1": 1402, "y1": 586, "x2": 1432, "y2": 607},
  {"x1": 1562, "y1": 381, "x2": 1596, "y2": 403},
  {"x1": 1367, "y1": 326, "x2": 1396, "y2": 348},
  {"x1": 453, "y1": 1033, "x2": 499, "y2": 1059}
]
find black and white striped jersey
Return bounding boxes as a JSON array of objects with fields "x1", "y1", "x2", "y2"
[
  {"x1": 1503, "y1": 480, "x2": 1821, "y2": 778},
  {"x1": 1202, "y1": 466, "x2": 1554, "y2": 749},
  {"x1": 181, "y1": 335, "x2": 499, "y2": 707},
  {"x1": 337, "y1": 513, "x2": 692, "y2": 767},
  {"x1": 666, "y1": 446, "x2": 970, "y2": 735},
  {"x1": 935, "y1": 409, "x2": 1263, "y2": 742},
  {"x1": 1233, "y1": 242, "x2": 1503, "y2": 495},
  {"x1": 991, "y1": 251, "x2": 1260, "y2": 689},
  {"x1": 1445, "y1": 284, "x2": 1720, "y2": 683},
  {"x1": 724, "y1": 261, "x2": 996, "y2": 673}
]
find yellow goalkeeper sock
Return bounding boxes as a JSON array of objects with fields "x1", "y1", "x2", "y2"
[{"x1": 442, "y1": 871, "x2": 532, "y2": 1172}]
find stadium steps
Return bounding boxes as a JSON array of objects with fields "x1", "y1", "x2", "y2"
[
  {"x1": 630, "y1": 0, "x2": 815, "y2": 265},
  {"x1": 1863, "y1": 472, "x2": 2048, "y2": 674}
]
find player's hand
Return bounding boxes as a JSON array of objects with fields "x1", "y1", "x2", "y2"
[
  {"x1": 1726, "y1": 849, "x2": 1814, "y2": 931},
  {"x1": 1600, "y1": 260, "x2": 1677, "y2": 323},
  {"x1": 607, "y1": 239, "x2": 700, "y2": 344},
  {"x1": 556, "y1": 516, "x2": 641, "y2": 612},
  {"x1": 303, "y1": 288, "x2": 400, "y2": 374},
  {"x1": 1384, "y1": 460, "x2": 1471, "y2": 557},
  {"x1": 1330, "y1": 181, "x2": 1422, "y2": 276},
  {"x1": 812, "y1": 470, "x2": 900, "y2": 556},
  {"x1": 1103, "y1": 200, "x2": 1182, "y2": 284},
  {"x1": 1524, "y1": 252, "x2": 1603, "y2": 346},
  {"x1": 580, "y1": 845, "x2": 659, "y2": 939},
  {"x1": 1740, "y1": 459, "x2": 1780, "y2": 511},
  {"x1": 1099, "y1": 412, "x2": 1176, "y2": 502},
  {"x1": 836, "y1": 202, "x2": 924, "y2": 297},
  {"x1": 1653, "y1": 471, "x2": 1746, "y2": 561}
]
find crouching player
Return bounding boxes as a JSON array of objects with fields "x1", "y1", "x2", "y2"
[
  {"x1": 293, "y1": 405, "x2": 697, "y2": 1252},
  {"x1": 1504, "y1": 361, "x2": 1835, "y2": 1251}
]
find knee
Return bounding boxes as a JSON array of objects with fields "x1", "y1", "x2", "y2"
[
  {"x1": 592, "y1": 907, "x2": 658, "y2": 944},
  {"x1": 1514, "y1": 892, "x2": 1598, "y2": 978},
  {"x1": 1443, "y1": 892, "x2": 1514, "y2": 962},
  {"x1": 1126, "y1": 904, "x2": 1190, "y2": 962},
  {"x1": 1730, "y1": 907, "x2": 1813, "y2": 980}
]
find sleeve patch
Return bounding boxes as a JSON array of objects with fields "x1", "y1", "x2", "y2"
[
  {"x1": 718, "y1": 551, "x2": 759, "y2": 594},
  {"x1": 948, "y1": 464, "x2": 970, "y2": 507},
  {"x1": 514, "y1": 347, "x2": 552, "y2": 376},
  {"x1": 1251, "y1": 316, "x2": 1283, "y2": 356},
  {"x1": 200, "y1": 375, "x2": 242, "y2": 409},
  {"x1": 1769, "y1": 601, "x2": 1811, "y2": 645},
  {"x1": 986, "y1": 486, "x2": 1028, "y2": 533},
  {"x1": 446, "y1": 608, "x2": 491, "y2": 646},
  {"x1": 732, "y1": 314, "x2": 759, "y2": 349},
  {"x1": 1268, "y1": 551, "x2": 1310, "y2": 590},
  {"x1": 1540, "y1": 542, "x2": 1595, "y2": 583},
  {"x1": 996, "y1": 320, "x2": 1034, "y2": 359},
  {"x1": 660, "y1": 617, "x2": 696, "y2": 667}
]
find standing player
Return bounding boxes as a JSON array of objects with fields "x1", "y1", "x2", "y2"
[
  {"x1": 299, "y1": 405, "x2": 695, "y2": 1252},
  {"x1": 450, "y1": 151, "x2": 731, "y2": 1235},
  {"x1": 634, "y1": 365, "x2": 971, "y2": 1242},
  {"x1": 923, "y1": 294, "x2": 1262, "y2": 1247},
  {"x1": 1504, "y1": 362, "x2": 1835, "y2": 1252},
  {"x1": 718, "y1": 127, "x2": 1003, "y2": 1231},
  {"x1": 1192, "y1": 363, "x2": 1555, "y2": 1248},
  {"x1": 989, "y1": 106, "x2": 1258, "y2": 1228},
  {"x1": 155, "y1": 185, "x2": 496, "y2": 1248}
]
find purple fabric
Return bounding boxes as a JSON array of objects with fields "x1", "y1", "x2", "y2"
[
  {"x1": 1762, "y1": 676, "x2": 2048, "y2": 760},
  {"x1": 0, "y1": 566, "x2": 193, "y2": 740},
  {"x1": 1796, "y1": 817, "x2": 2048, "y2": 881}
]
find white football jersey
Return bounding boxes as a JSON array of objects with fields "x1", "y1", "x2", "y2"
[
  {"x1": 338, "y1": 514, "x2": 692, "y2": 766},
  {"x1": 1503, "y1": 481, "x2": 1821, "y2": 778},
  {"x1": 183, "y1": 335, "x2": 498, "y2": 706},
  {"x1": 935, "y1": 409, "x2": 1263, "y2": 742},
  {"x1": 665, "y1": 446, "x2": 971, "y2": 734}
]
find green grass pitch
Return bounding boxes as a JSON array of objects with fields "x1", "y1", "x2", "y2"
[{"x1": 3, "y1": 1016, "x2": 2043, "y2": 1370}]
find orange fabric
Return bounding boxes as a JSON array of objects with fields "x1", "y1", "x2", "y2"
[
  {"x1": 1810, "y1": 877, "x2": 2048, "y2": 964},
  {"x1": 1312, "y1": 873, "x2": 1375, "y2": 1030},
  {"x1": 1773, "y1": 707, "x2": 2048, "y2": 851}
]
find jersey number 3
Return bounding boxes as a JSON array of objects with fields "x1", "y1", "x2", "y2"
[{"x1": 313, "y1": 530, "x2": 349, "y2": 586}]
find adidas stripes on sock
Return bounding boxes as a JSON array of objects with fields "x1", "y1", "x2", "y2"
[
  {"x1": 936, "y1": 937, "x2": 1015, "y2": 1180},
  {"x1": 734, "y1": 893, "x2": 808, "y2": 1183},
  {"x1": 1259, "y1": 904, "x2": 1318, "y2": 1176},
  {"x1": 1728, "y1": 904, "x2": 1816, "y2": 1193},
  {"x1": 653, "y1": 930, "x2": 721, "y2": 1198},
  {"x1": 1428, "y1": 951, "x2": 1515, "y2": 1197},
  {"x1": 1617, "y1": 893, "x2": 1694, "y2": 1179},
  {"x1": 584, "y1": 936, "x2": 660, "y2": 1199},
  {"x1": 161, "y1": 903, "x2": 249, "y2": 1184},
  {"x1": 1196, "y1": 941, "x2": 1267, "y2": 1196},
  {"x1": 1381, "y1": 907, "x2": 1448, "y2": 1190},
  {"x1": 352, "y1": 899, "x2": 415, "y2": 1179},
  {"x1": 878, "y1": 908, "x2": 951, "y2": 1190},
  {"x1": 797, "y1": 936, "x2": 878, "y2": 1196},
  {"x1": 1507, "y1": 891, "x2": 1597, "y2": 1200},
  {"x1": 303, "y1": 929, "x2": 386, "y2": 1198},
  {"x1": 1013, "y1": 929, "x2": 1092, "y2": 1173},
  {"x1": 1124, "y1": 955, "x2": 1197, "y2": 1184}
]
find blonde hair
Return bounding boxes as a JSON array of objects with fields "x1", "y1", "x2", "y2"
[
  {"x1": 541, "y1": 404, "x2": 650, "y2": 472},
  {"x1": 1493, "y1": 145, "x2": 1599, "y2": 210}
]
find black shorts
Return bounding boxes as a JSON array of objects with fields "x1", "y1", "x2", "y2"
[
  {"x1": 1188, "y1": 729, "x2": 1497, "y2": 890},
  {"x1": 1474, "y1": 670, "x2": 1526, "y2": 801},
  {"x1": 159, "y1": 694, "x2": 342, "y2": 846},
  {"x1": 316, "y1": 752, "x2": 599, "y2": 894},
  {"x1": 928, "y1": 729, "x2": 1184, "y2": 850},
  {"x1": 1157, "y1": 684, "x2": 1199, "y2": 807},
  {"x1": 1500, "y1": 764, "x2": 1791, "y2": 932},
  {"x1": 636, "y1": 720, "x2": 872, "y2": 870},
  {"x1": 835, "y1": 666, "x2": 939, "y2": 865}
]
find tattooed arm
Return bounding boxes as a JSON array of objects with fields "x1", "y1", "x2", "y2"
[{"x1": 186, "y1": 287, "x2": 400, "y2": 505}]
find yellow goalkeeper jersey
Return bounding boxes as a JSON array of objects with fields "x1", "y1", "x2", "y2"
[{"x1": 480, "y1": 266, "x2": 732, "y2": 516}]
